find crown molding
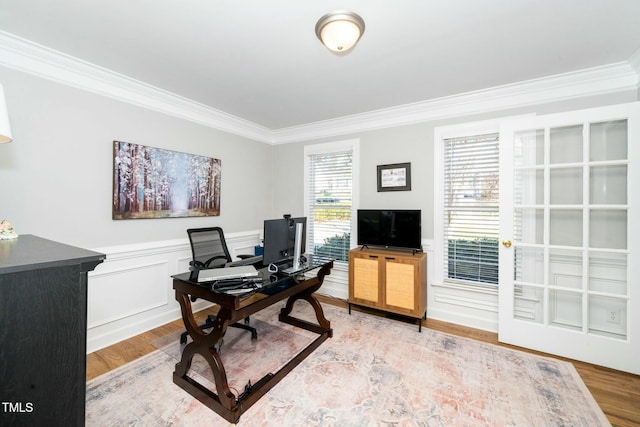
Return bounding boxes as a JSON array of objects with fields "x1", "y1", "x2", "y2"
[
  {"x1": 271, "y1": 62, "x2": 639, "y2": 144},
  {"x1": 0, "y1": 31, "x2": 275, "y2": 143},
  {"x1": 629, "y1": 48, "x2": 640, "y2": 75},
  {"x1": 1, "y1": 30, "x2": 638, "y2": 146}
]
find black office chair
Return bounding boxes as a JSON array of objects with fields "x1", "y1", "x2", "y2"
[{"x1": 179, "y1": 227, "x2": 258, "y2": 344}]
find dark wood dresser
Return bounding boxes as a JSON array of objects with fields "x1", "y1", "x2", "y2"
[{"x1": 0, "y1": 235, "x2": 105, "y2": 426}]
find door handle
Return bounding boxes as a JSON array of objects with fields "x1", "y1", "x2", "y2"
[{"x1": 502, "y1": 240, "x2": 512, "y2": 248}]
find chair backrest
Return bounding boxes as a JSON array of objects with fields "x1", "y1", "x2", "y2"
[{"x1": 187, "y1": 227, "x2": 232, "y2": 269}]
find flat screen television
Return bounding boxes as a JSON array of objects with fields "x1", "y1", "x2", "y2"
[{"x1": 357, "y1": 209, "x2": 422, "y2": 251}]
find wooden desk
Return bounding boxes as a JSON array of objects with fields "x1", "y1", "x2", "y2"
[{"x1": 172, "y1": 260, "x2": 333, "y2": 423}]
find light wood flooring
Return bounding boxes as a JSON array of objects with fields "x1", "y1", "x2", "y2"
[{"x1": 87, "y1": 295, "x2": 640, "y2": 427}]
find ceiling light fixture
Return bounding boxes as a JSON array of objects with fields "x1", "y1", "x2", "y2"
[{"x1": 315, "y1": 10, "x2": 365, "y2": 53}]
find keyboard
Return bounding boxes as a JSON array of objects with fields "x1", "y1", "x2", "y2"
[{"x1": 197, "y1": 265, "x2": 259, "y2": 282}]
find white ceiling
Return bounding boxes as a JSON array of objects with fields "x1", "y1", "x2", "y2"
[{"x1": 1, "y1": 0, "x2": 639, "y2": 131}]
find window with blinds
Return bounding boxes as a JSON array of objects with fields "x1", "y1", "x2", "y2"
[
  {"x1": 305, "y1": 147, "x2": 354, "y2": 263},
  {"x1": 443, "y1": 133, "x2": 500, "y2": 285}
]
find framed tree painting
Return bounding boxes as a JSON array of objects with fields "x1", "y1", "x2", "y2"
[{"x1": 113, "y1": 141, "x2": 221, "y2": 219}]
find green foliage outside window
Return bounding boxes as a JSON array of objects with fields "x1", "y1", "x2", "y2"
[{"x1": 314, "y1": 232, "x2": 351, "y2": 262}]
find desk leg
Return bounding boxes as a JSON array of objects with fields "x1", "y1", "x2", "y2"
[
  {"x1": 173, "y1": 291, "x2": 239, "y2": 417},
  {"x1": 279, "y1": 291, "x2": 332, "y2": 336},
  {"x1": 279, "y1": 266, "x2": 333, "y2": 337}
]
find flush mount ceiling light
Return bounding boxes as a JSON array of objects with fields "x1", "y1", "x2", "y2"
[{"x1": 315, "y1": 10, "x2": 365, "y2": 53}]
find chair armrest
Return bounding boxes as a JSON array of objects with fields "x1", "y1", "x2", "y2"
[{"x1": 189, "y1": 260, "x2": 206, "y2": 270}]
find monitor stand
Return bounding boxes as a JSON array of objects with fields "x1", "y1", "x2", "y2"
[{"x1": 291, "y1": 222, "x2": 304, "y2": 271}]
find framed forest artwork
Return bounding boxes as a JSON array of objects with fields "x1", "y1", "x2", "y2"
[{"x1": 113, "y1": 141, "x2": 221, "y2": 219}]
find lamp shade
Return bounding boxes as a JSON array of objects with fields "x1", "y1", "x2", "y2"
[
  {"x1": 0, "y1": 83, "x2": 12, "y2": 143},
  {"x1": 315, "y1": 11, "x2": 365, "y2": 53}
]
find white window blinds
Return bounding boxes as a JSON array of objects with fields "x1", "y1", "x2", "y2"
[
  {"x1": 443, "y1": 133, "x2": 500, "y2": 285},
  {"x1": 306, "y1": 149, "x2": 353, "y2": 262}
]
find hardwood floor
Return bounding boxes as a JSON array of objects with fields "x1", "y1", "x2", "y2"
[{"x1": 86, "y1": 296, "x2": 640, "y2": 426}]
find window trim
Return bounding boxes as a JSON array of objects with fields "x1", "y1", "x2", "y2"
[
  {"x1": 434, "y1": 119, "x2": 500, "y2": 291},
  {"x1": 304, "y1": 139, "x2": 360, "y2": 263}
]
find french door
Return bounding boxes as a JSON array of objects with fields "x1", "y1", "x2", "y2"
[{"x1": 498, "y1": 102, "x2": 640, "y2": 374}]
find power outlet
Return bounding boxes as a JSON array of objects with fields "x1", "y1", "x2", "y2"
[{"x1": 606, "y1": 310, "x2": 620, "y2": 324}]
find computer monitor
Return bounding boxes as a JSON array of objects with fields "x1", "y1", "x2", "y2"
[{"x1": 263, "y1": 216, "x2": 307, "y2": 266}]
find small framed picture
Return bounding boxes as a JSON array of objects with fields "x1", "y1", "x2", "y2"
[{"x1": 377, "y1": 162, "x2": 411, "y2": 192}]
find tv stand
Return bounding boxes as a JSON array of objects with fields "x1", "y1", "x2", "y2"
[{"x1": 348, "y1": 246, "x2": 427, "y2": 331}]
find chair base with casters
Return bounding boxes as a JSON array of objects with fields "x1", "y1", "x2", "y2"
[{"x1": 180, "y1": 315, "x2": 257, "y2": 345}]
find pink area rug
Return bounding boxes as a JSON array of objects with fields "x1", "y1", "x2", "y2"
[{"x1": 86, "y1": 302, "x2": 609, "y2": 426}]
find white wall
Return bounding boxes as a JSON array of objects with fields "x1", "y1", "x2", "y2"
[
  {"x1": 1, "y1": 61, "x2": 637, "y2": 352},
  {"x1": 0, "y1": 66, "x2": 274, "y2": 249},
  {"x1": 0, "y1": 66, "x2": 278, "y2": 353}
]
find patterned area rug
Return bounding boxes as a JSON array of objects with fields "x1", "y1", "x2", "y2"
[{"x1": 86, "y1": 302, "x2": 609, "y2": 426}]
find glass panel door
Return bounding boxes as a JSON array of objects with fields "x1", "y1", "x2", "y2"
[{"x1": 499, "y1": 103, "x2": 639, "y2": 374}]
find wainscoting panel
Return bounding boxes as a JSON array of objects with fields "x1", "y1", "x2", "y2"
[
  {"x1": 86, "y1": 234, "x2": 454, "y2": 353},
  {"x1": 318, "y1": 262, "x2": 348, "y2": 300},
  {"x1": 428, "y1": 283, "x2": 499, "y2": 332},
  {"x1": 85, "y1": 234, "x2": 503, "y2": 352},
  {"x1": 86, "y1": 230, "x2": 262, "y2": 353},
  {"x1": 87, "y1": 260, "x2": 169, "y2": 329}
]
